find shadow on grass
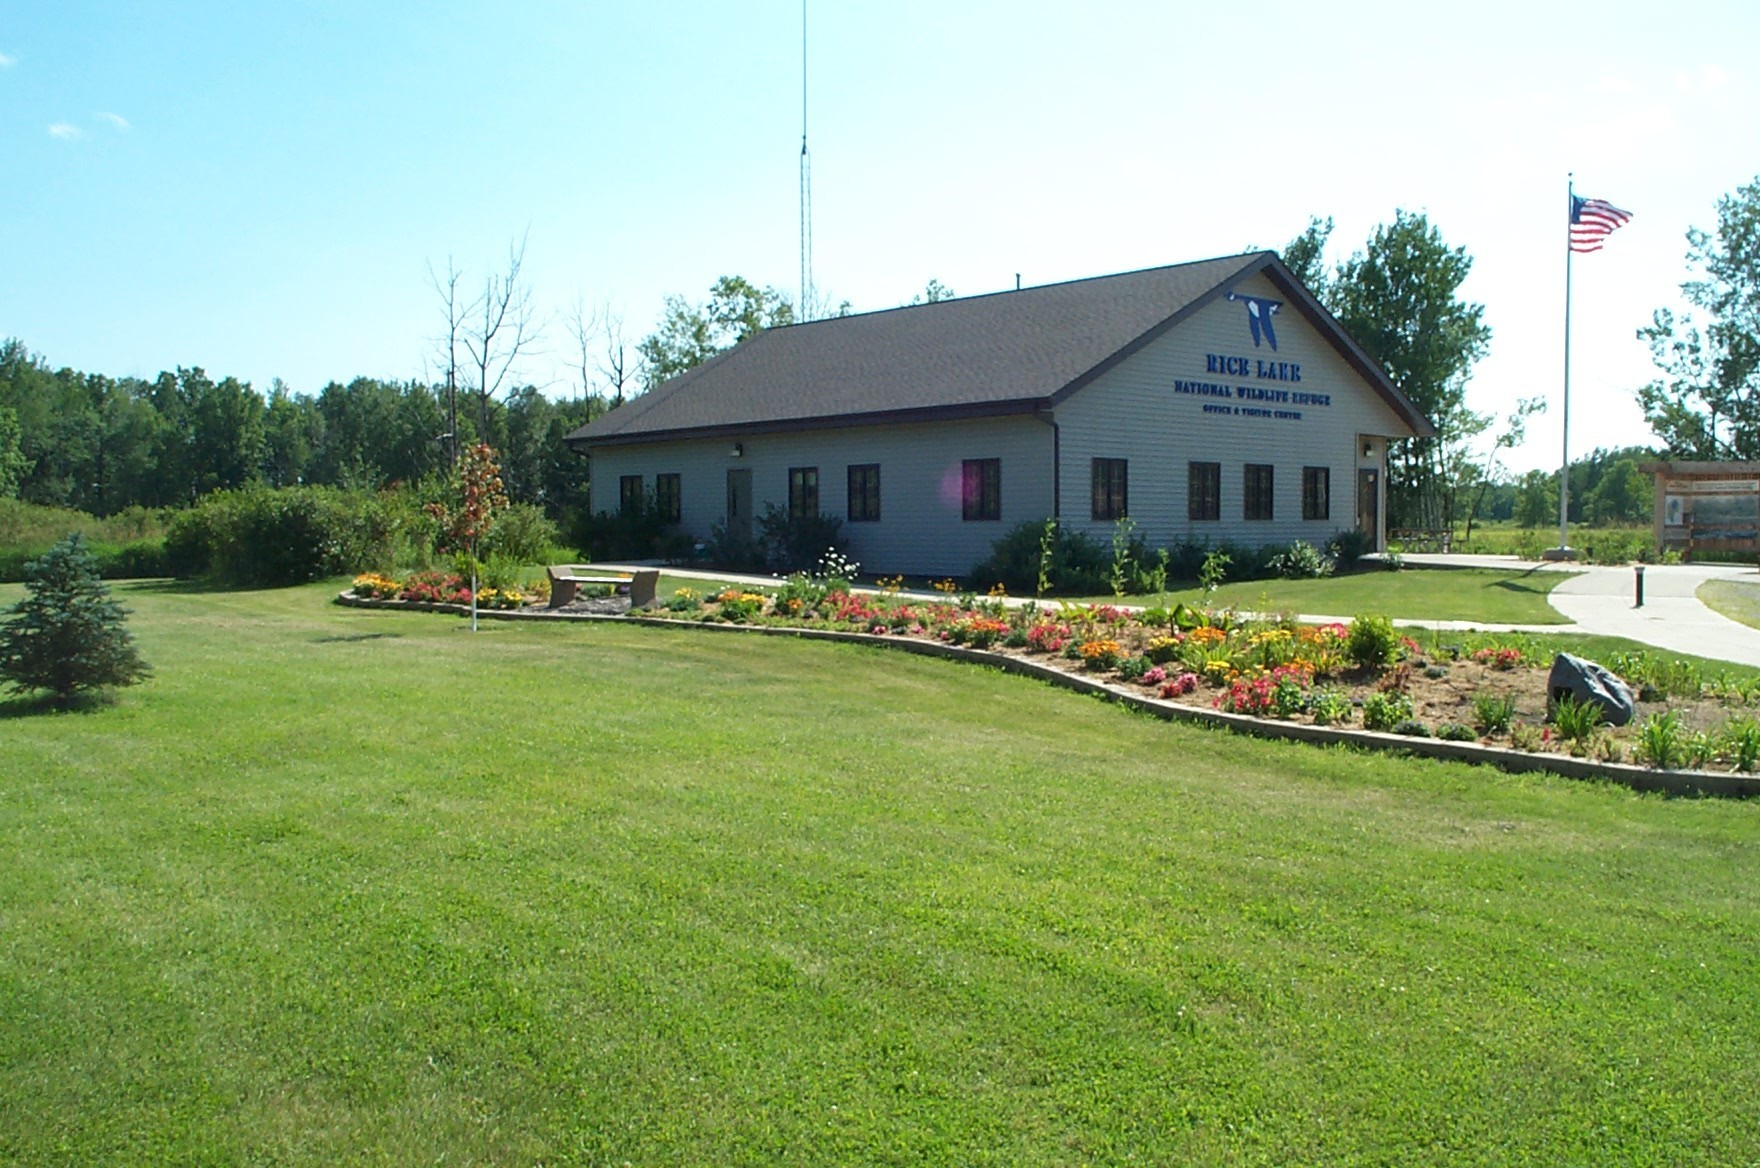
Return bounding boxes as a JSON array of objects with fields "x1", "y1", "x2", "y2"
[
  {"x1": 1488, "y1": 579, "x2": 1551, "y2": 595},
  {"x1": 117, "y1": 577, "x2": 231, "y2": 595},
  {"x1": 0, "y1": 689, "x2": 122, "y2": 719},
  {"x1": 311, "y1": 632, "x2": 403, "y2": 644}
]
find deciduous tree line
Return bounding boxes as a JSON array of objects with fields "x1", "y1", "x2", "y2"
[{"x1": 0, "y1": 340, "x2": 604, "y2": 518}]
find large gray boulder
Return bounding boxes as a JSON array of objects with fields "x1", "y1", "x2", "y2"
[{"x1": 1547, "y1": 653, "x2": 1636, "y2": 727}]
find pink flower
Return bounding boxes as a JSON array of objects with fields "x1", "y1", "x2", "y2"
[{"x1": 1142, "y1": 666, "x2": 1168, "y2": 685}]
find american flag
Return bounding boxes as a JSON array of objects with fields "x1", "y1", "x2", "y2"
[{"x1": 1570, "y1": 195, "x2": 1632, "y2": 253}]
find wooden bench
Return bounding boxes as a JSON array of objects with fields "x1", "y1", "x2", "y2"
[
  {"x1": 1389, "y1": 528, "x2": 1453, "y2": 554},
  {"x1": 546, "y1": 566, "x2": 660, "y2": 610}
]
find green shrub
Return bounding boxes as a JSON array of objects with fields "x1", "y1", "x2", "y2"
[
  {"x1": 1347, "y1": 615, "x2": 1400, "y2": 670},
  {"x1": 1549, "y1": 693, "x2": 1605, "y2": 744},
  {"x1": 1266, "y1": 540, "x2": 1334, "y2": 580},
  {"x1": 480, "y1": 502, "x2": 560, "y2": 565},
  {"x1": 1472, "y1": 692, "x2": 1518, "y2": 736},
  {"x1": 1391, "y1": 719, "x2": 1431, "y2": 738},
  {"x1": 969, "y1": 520, "x2": 1110, "y2": 595},
  {"x1": 1362, "y1": 691, "x2": 1413, "y2": 731},
  {"x1": 1437, "y1": 722, "x2": 1477, "y2": 742},
  {"x1": 1328, "y1": 529, "x2": 1374, "y2": 571},
  {"x1": 772, "y1": 572, "x2": 830, "y2": 614},
  {"x1": 756, "y1": 504, "x2": 846, "y2": 574},
  {"x1": 1309, "y1": 687, "x2": 1353, "y2": 726},
  {"x1": 1724, "y1": 717, "x2": 1760, "y2": 774},
  {"x1": 165, "y1": 486, "x2": 414, "y2": 586},
  {"x1": 701, "y1": 518, "x2": 765, "y2": 572},
  {"x1": 1633, "y1": 710, "x2": 1686, "y2": 770},
  {"x1": 571, "y1": 494, "x2": 674, "y2": 563}
]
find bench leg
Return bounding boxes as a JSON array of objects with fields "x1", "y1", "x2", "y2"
[
  {"x1": 549, "y1": 578, "x2": 577, "y2": 609},
  {"x1": 628, "y1": 570, "x2": 659, "y2": 610}
]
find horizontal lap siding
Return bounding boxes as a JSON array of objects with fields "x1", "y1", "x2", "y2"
[
  {"x1": 1054, "y1": 271, "x2": 1409, "y2": 551},
  {"x1": 587, "y1": 416, "x2": 1054, "y2": 576}
]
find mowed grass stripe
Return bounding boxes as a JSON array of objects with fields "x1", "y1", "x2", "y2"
[{"x1": 1, "y1": 581, "x2": 1757, "y2": 1164}]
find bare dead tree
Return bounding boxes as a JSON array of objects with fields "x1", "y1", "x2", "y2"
[
  {"x1": 596, "y1": 303, "x2": 633, "y2": 409},
  {"x1": 461, "y1": 231, "x2": 543, "y2": 440},
  {"x1": 426, "y1": 255, "x2": 467, "y2": 466},
  {"x1": 564, "y1": 292, "x2": 600, "y2": 405}
]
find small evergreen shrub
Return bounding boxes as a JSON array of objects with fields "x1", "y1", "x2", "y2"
[
  {"x1": 0, "y1": 534, "x2": 151, "y2": 704},
  {"x1": 1437, "y1": 722, "x2": 1477, "y2": 742},
  {"x1": 1391, "y1": 719, "x2": 1432, "y2": 738}
]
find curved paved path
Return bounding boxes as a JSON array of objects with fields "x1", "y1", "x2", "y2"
[{"x1": 598, "y1": 554, "x2": 1760, "y2": 667}]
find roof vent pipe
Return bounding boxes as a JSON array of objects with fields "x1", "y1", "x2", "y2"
[{"x1": 1015, "y1": 273, "x2": 1021, "y2": 291}]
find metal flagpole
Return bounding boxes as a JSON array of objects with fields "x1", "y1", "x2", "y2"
[{"x1": 1558, "y1": 174, "x2": 1574, "y2": 556}]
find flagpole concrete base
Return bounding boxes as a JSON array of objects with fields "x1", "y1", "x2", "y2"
[{"x1": 1542, "y1": 546, "x2": 1581, "y2": 562}]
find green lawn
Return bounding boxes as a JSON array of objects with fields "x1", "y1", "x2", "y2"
[
  {"x1": 1698, "y1": 579, "x2": 1760, "y2": 631},
  {"x1": 4, "y1": 582, "x2": 1760, "y2": 1164},
  {"x1": 1055, "y1": 565, "x2": 1575, "y2": 624}
]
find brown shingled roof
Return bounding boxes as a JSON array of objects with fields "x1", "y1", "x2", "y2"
[{"x1": 567, "y1": 251, "x2": 1433, "y2": 447}]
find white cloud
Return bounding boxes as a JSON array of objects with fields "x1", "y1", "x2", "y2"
[
  {"x1": 0, "y1": 51, "x2": 15, "y2": 68},
  {"x1": 1675, "y1": 63, "x2": 1732, "y2": 94},
  {"x1": 97, "y1": 111, "x2": 130, "y2": 131},
  {"x1": 47, "y1": 122, "x2": 81, "y2": 140}
]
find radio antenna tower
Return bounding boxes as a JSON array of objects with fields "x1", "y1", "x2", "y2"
[{"x1": 798, "y1": 0, "x2": 814, "y2": 321}]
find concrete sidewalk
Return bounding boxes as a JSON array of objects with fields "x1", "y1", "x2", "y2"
[{"x1": 598, "y1": 556, "x2": 1760, "y2": 667}]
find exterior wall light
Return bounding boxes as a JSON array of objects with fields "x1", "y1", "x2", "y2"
[
  {"x1": 1362, "y1": 440, "x2": 1374, "y2": 458},
  {"x1": 732, "y1": 443, "x2": 744, "y2": 458}
]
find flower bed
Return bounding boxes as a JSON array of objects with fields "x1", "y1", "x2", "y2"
[
  {"x1": 349, "y1": 571, "x2": 544, "y2": 610},
  {"x1": 644, "y1": 582, "x2": 1760, "y2": 776},
  {"x1": 337, "y1": 564, "x2": 1760, "y2": 784}
]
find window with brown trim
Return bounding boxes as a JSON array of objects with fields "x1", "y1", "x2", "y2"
[
  {"x1": 847, "y1": 463, "x2": 880, "y2": 522},
  {"x1": 1244, "y1": 464, "x2": 1274, "y2": 521},
  {"x1": 1091, "y1": 458, "x2": 1128, "y2": 522},
  {"x1": 654, "y1": 473, "x2": 681, "y2": 523},
  {"x1": 1188, "y1": 461, "x2": 1220, "y2": 522},
  {"x1": 788, "y1": 466, "x2": 819, "y2": 519},
  {"x1": 962, "y1": 458, "x2": 1001, "y2": 521},
  {"x1": 1302, "y1": 466, "x2": 1329, "y2": 521}
]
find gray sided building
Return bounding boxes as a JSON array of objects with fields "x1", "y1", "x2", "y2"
[{"x1": 565, "y1": 251, "x2": 1435, "y2": 576}]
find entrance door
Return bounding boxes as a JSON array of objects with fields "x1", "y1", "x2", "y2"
[
  {"x1": 1357, "y1": 468, "x2": 1380, "y2": 550},
  {"x1": 725, "y1": 468, "x2": 753, "y2": 542}
]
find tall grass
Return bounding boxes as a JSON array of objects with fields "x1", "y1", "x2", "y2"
[
  {"x1": 0, "y1": 499, "x2": 174, "y2": 581},
  {"x1": 1442, "y1": 522, "x2": 1658, "y2": 564}
]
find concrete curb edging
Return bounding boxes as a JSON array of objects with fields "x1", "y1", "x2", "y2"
[{"x1": 335, "y1": 592, "x2": 1760, "y2": 799}]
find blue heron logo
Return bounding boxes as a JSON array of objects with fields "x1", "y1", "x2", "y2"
[{"x1": 1225, "y1": 290, "x2": 1282, "y2": 351}]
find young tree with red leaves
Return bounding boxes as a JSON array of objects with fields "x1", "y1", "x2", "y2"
[{"x1": 426, "y1": 442, "x2": 509, "y2": 631}]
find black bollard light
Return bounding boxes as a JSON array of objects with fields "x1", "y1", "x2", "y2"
[{"x1": 1635, "y1": 564, "x2": 1645, "y2": 608}]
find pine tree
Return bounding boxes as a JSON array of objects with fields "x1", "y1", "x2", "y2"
[{"x1": 0, "y1": 533, "x2": 151, "y2": 704}]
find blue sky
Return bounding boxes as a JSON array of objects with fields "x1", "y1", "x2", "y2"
[{"x1": 3, "y1": 1, "x2": 1755, "y2": 471}]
